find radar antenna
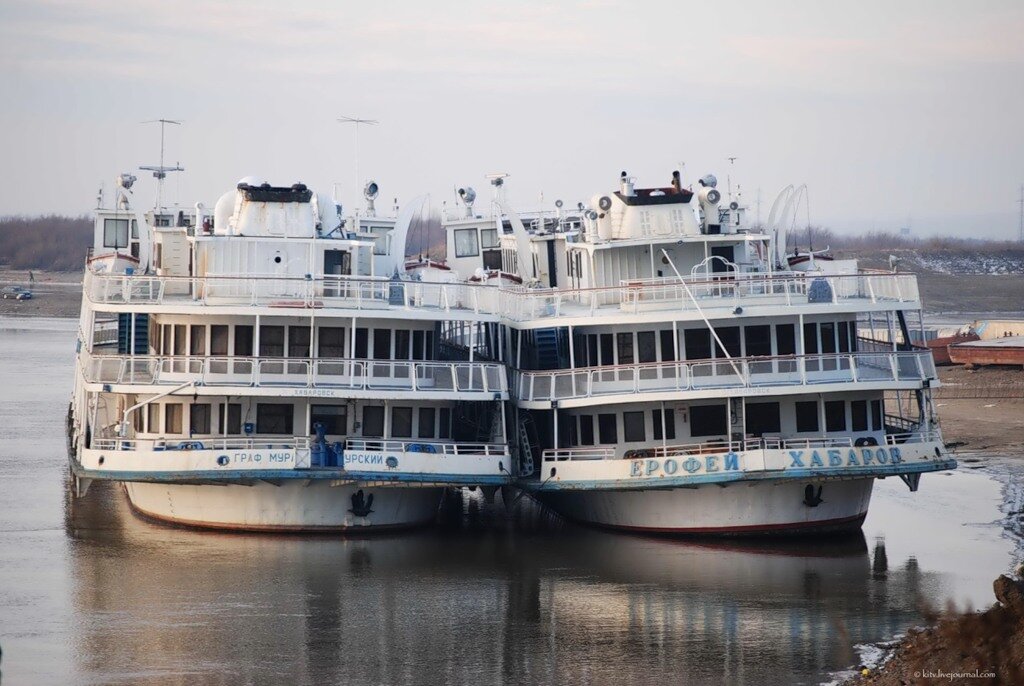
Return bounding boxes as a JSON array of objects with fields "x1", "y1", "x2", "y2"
[{"x1": 139, "y1": 118, "x2": 184, "y2": 209}]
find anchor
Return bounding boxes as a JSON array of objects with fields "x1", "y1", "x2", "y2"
[
  {"x1": 803, "y1": 484, "x2": 824, "y2": 507},
  {"x1": 349, "y1": 489, "x2": 374, "y2": 517}
]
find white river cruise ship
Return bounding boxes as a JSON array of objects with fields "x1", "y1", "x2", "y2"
[{"x1": 68, "y1": 166, "x2": 955, "y2": 533}]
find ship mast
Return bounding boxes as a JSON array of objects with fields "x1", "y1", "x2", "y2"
[{"x1": 139, "y1": 118, "x2": 184, "y2": 210}]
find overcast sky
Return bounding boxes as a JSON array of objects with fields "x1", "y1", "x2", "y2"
[{"x1": 1, "y1": 0, "x2": 1022, "y2": 238}]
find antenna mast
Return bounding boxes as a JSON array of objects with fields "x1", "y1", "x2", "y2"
[
  {"x1": 337, "y1": 116, "x2": 379, "y2": 213},
  {"x1": 139, "y1": 119, "x2": 184, "y2": 209}
]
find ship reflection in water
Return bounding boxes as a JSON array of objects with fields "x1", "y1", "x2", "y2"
[{"x1": 58, "y1": 473, "x2": 1003, "y2": 686}]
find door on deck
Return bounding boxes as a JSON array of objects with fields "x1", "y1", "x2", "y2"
[
  {"x1": 710, "y1": 246, "x2": 735, "y2": 275},
  {"x1": 324, "y1": 249, "x2": 351, "y2": 297}
]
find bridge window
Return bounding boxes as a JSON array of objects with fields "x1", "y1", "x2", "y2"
[
  {"x1": 481, "y1": 228, "x2": 500, "y2": 249},
  {"x1": 257, "y1": 403, "x2": 293, "y2": 434},
  {"x1": 103, "y1": 218, "x2": 129, "y2": 248},
  {"x1": 623, "y1": 411, "x2": 646, "y2": 442},
  {"x1": 454, "y1": 229, "x2": 479, "y2": 257},
  {"x1": 795, "y1": 401, "x2": 819, "y2": 433}
]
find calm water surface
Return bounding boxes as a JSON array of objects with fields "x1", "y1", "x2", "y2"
[{"x1": 0, "y1": 316, "x2": 1018, "y2": 685}]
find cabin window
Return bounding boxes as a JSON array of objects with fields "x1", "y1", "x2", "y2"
[
  {"x1": 165, "y1": 403, "x2": 183, "y2": 434},
  {"x1": 257, "y1": 404, "x2": 293, "y2": 434},
  {"x1": 259, "y1": 326, "x2": 285, "y2": 357},
  {"x1": 617, "y1": 333, "x2": 634, "y2": 365},
  {"x1": 684, "y1": 329, "x2": 712, "y2": 361},
  {"x1": 190, "y1": 404, "x2": 211, "y2": 435},
  {"x1": 190, "y1": 325, "x2": 206, "y2": 356},
  {"x1": 838, "y1": 321, "x2": 852, "y2": 353},
  {"x1": 821, "y1": 323, "x2": 837, "y2": 354},
  {"x1": 311, "y1": 405, "x2": 346, "y2": 435},
  {"x1": 659, "y1": 330, "x2": 676, "y2": 362},
  {"x1": 623, "y1": 411, "x2": 646, "y2": 442},
  {"x1": 599, "y1": 334, "x2": 614, "y2": 365},
  {"x1": 439, "y1": 407, "x2": 452, "y2": 439},
  {"x1": 652, "y1": 409, "x2": 676, "y2": 441},
  {"x1": 597, "y1": 413, "x2": 617, "y2": 444},
  {"x1": 690, "y1": 404, "x2": 727, "y2": 437},
  {"x1": 418, "y1": 408, "x2": 436, "y2": 439},
  {"x1": 586, "y1": 335, "x2": 599, "y2": 367},
  {"x1": 871, "y1": 400, "x2": 883, "y2": 431},
  {"x1": 825, "y1": 401, "x2": 846, "y2": 432},
  {"x1": 776, "y1": 324, "x2": 796, "y2": 356},
  {"x1": 481, "y1": 228, "x2": 500, "y2": 249},
  {"x1": 218, "y1": 403, "x2": 242, "y2": 434},
  {"x1": 578, "y1": 415, "x2": 594, "y2": 445},
  {"x1": 795, "y1": 401, "x2": 819, "y2": 433},
  {"x1": 234, "y1": 326, "x2": 253, "y2": 356},
  {"x1": 745, "y1": 402, "x2": 781, "y2": 436},
  {"x1": 147, "y1": 403, "x2": 161, "y2": 433},
  {"x1": 318, "y1": 327, "x2": 346, "y2": 358},
  {"x1": 744, "y1": 325, "x2": 772, "y2": 357},
  {"x1": 803, "y1": 323, "x2": 819, "y2": 354},
  {"x1": 373, "y1": 329, "x2": 392, "y2": 359},
  {"x1": 395, "y1": 330, "x2": 411, "y2": 359},
  {"x1": 173, "y1": 324, "x2": 186, "y2": 356},
  {"x1": 210, "y1": 325, "x2": 229, "y2": 356},
  {"x1": 851, "y1": 400, "x2": 869, "y2": 431},
  {"x1": 354, "y1": 328, "x2": 369, "y2": 359},
  {"x1": 288, "y1": 327, "x2": 311, "y2": 358},
  {"x1": 103, "y1": 219, "x2": 129, "y2": 248},
  {"x1": 392, "y1": 407, "x2": 413, "y2": 438},
  {"x1": 637, "y1": 331, "x2": 657, "y2": 364},
  {"x1": 715, "y1": 326, "x2": 741, "y2": 358},
  {"x1": 362, "y1": 406, "x2": 385, "y2": 437},
  {"x1": 454, "y1": 229, "x2": 479, "y2": 258}
]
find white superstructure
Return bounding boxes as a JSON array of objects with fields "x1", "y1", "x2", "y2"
[{"x1": 69, "y1": 162, "x2": 955, "y2": 534}]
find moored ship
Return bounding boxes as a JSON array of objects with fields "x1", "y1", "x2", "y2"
[{"x1": 69, "y1": 173, "x2": 510, "y2": 530}]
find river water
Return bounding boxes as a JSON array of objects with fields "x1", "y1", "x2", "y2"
[{"x1": 0, "y1": 316, "x2": 1018, "y2": 685}]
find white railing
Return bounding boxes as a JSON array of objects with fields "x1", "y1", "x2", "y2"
[
  {"x1": 516, "y1": 350, "x2": 936, "y2": 402},
  {"x1": 344, "y1": 438, "x2": 507, "y2": 457},
  {"x1": 82, "y1": 353, "x2": 508, "y2": 394},
  {"x1": 499, "y1": 272, "x2": 920, "y2": 321},
  {"x1": 541, "y1": 430, "x2": 943, "y2": 462},
  {"x1": 84, "y1": 270, "x2": 919, "y2": 322},
  {"x1": 90, "y1": 436, "x2": 310, "y2": 451},
  {"x1": 84, "y1": 271, "x2": 503, "y2": 315}
]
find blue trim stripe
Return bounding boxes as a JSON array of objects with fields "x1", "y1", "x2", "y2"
[{"x1": 527, "y1": 459, "x2": 958, "y2": 492}]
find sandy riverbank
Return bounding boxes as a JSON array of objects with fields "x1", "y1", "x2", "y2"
[{"x1": 0, "y1": 269, "x2": 82, "y2": 318}]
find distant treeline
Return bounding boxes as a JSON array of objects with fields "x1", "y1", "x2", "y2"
[
  {"x1": 795, "y1": 227, "x2": 1024, "y2": 253},
  {"x1": 0, "y1": 215, "x2": 92, "y2": 271}
]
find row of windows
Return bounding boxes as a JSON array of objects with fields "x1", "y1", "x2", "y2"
[
  {"x1": 156, "y1": 324, "x2": 434, "y2": 360},
  {"x1": 138, "y1": 402, "x2": 454, "y2": 439},
  {"x1": 561, "y1": 398, "x2": 885, "y2": 446},
  {"x1": 572, "y1": 321, "x2": 857, "y2": 367}
]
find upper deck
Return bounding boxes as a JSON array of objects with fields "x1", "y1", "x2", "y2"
[{"x1": 82, "y1": 269, "x2": 922, "y2": 326}]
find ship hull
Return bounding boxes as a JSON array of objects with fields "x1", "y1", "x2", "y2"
[
  {"x1": 123, "y1": 481, "x2": 443, "y2": 532},
  {"x1": 534, "y1": 478, "x2": 874, "y2": 535}
]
